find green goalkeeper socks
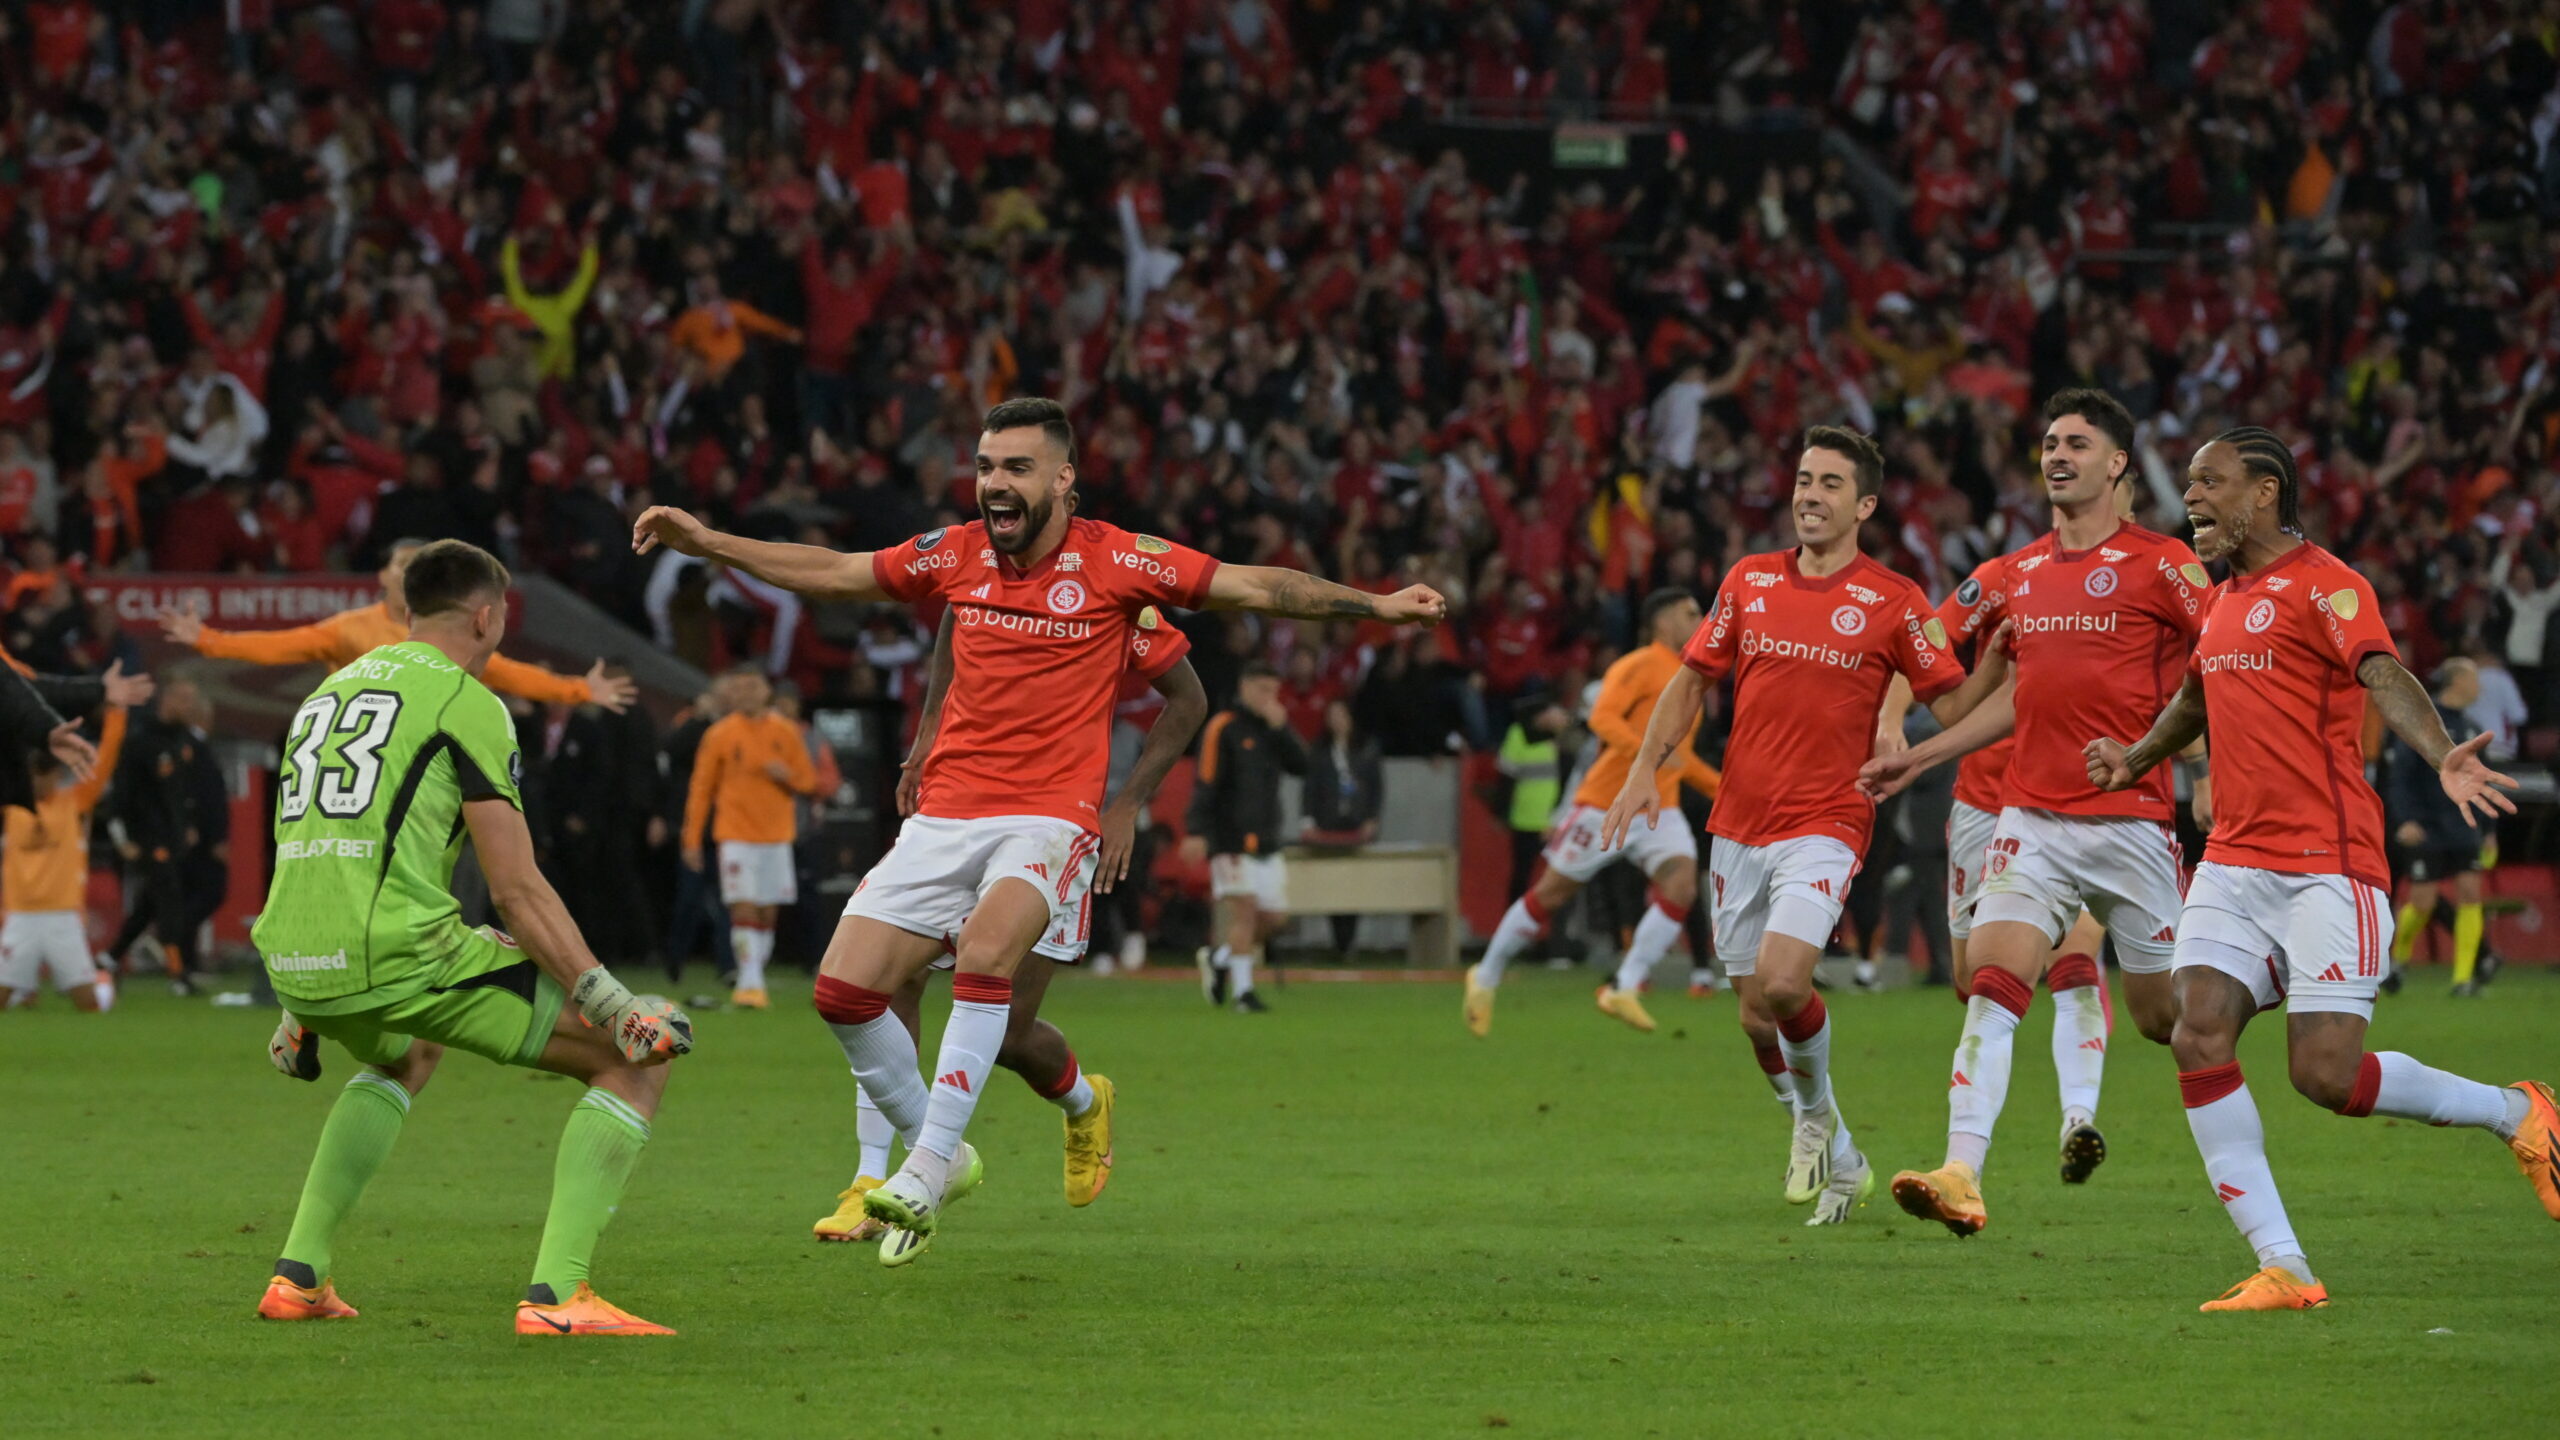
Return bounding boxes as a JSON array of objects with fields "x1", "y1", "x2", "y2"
[
  {"x1": 529, "y1": 1088, "x2": 653, "y2": 1298},
  {"x1": 279, "y1": 1071, "x2": 413, "y2": 1279}
]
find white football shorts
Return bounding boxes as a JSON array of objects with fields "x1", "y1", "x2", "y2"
[
  {"x1": 1971, "y1": 807, "x2": 2183, "y2": 973},
  {"x1": 1707, "y1": 835, "x2": 1858, "y2": 977}
]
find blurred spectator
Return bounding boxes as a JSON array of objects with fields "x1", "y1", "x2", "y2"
[
  {"x1": 1494, "y1": 694, "x2": 1568, "y2": 905},
  {"x1": 1304, "y1": 698, "x2": 1385, "y2": 956}
]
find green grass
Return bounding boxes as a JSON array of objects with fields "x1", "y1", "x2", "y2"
[{"x1": 3, "y1": 968, "x2": 2555, "y2": 1438}]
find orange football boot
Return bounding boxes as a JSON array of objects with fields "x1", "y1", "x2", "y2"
[
  {"x1": 258, "y1": 1276, "x2": 359, "y2": 1320},
  {"x1": 2508, "y1": 1081, "x2": 2560, "y2": 1221},
  {"x1": 2199, "y1": 1266, "x2": 2329, "y2": 1312},
  {"x1": 1890, "y1": 1162, "x2": 1987, "y2": 1236},
  {"x1": 514, "y1": 1282, "x2": 675, "y2": 1336}
]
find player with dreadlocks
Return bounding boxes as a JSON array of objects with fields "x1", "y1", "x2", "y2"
[{"x1": 2082, "y1": 427, "x2": 2558, "y2": 1312}]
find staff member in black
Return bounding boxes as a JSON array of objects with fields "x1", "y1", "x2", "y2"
[{"x1": 1183, "y1": 662, "x2": 1306, "y2": 1013}]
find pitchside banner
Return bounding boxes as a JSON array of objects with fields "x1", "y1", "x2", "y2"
[{"x1": 86, "y1": 574, "x2": 523, "y2": 628}]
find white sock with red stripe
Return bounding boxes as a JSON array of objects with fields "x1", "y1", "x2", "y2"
[
  {"x1": 1611, "y1": 891, "x2": 1687, "y2": 993},
  {"x1": 854, "y1": 1089, "x2": 895, "y2": 1179},
  {"x1": 916, "y1": 973, "x2": 1011, "y2": 1163},
  {"x1": 1474, "y1": 893, "x2": 1548, "y2": 987},
  {"x1": 1945, "y1": 967, "x2": 2030, "y2": 1173},
  {"x1": 1032, "y1": 1048, "x2": 1096, "y2": 1117},
  {"x1": 1752, "y1": 1041, "x2": 1791, "y2": 1102},
  {"x1": 2180, "y1": 1062, "x2": 2313, "y2": 1283},
  {"x1": 2046, "y1": 953, "x2": 2106, "y2": 1129},
  {"x1": 2337, "y1": 1051, "x2": 2524, "y2": 1137},
  {"x1": 1776, "y1": 994, "x2": 1835, "y2": 1116},
  {"x1": 814, "y1": 977, "x2": 924, "y2": 1145},
  {"x1": 732, "y1": 924, "x2": 770, "y2": 992}
]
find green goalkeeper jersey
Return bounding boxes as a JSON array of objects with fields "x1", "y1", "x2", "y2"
[{"x1": 254, "y1": 640, "x2": 525, "y2": 1014}]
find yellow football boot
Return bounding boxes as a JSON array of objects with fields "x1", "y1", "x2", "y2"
[
  {"x1": 814, "y1": 1176, "x2": 888, "y2": 1242},
  {"x1": 1594, "y1": 984, "x2": 1657, "y2": 1033},
  {"x1": 1462, "y1": 966, "x2": 1495, "y2": 1038},
  {"x1": 1064, "y1": 1074, "x2": 1116, "y2": 1207},
  {"x1": 731, "y1": 987, "x2": 771, "y2": 1010},
  {"x1": 1890, "y1": 1161, "x2": 1988, "y2": 1236},
  {"x1": 2199, "y1": 1266, "x2": 2329, "y2": 1313}
]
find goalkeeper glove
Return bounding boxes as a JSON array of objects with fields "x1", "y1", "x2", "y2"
[
  {"x1": 269, "y1": 1011, "x2": 322, "y2": 1081},
  {"x1": 571, "y1": 968, "x2": 694, "y2": 1063}
]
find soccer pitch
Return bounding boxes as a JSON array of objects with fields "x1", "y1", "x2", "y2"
[{"x1": 4, "y1": 971, "x2": 2552, "y2": 1439}]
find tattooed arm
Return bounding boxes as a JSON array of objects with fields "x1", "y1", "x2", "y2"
[
  {"x1": 2085, "y1": 670, "x2": 2209, "y2": 791},
  {"x1": 1203, "y1": 565, "x2": 1446, "y2": 624},
  {"x1": 2358, "y1": 653, "x2": 2519, "y2": 826}
]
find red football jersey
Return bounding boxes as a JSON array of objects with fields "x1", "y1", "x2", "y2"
[
  {"x1": 2193, "y1": 542, "x2": 2395, "y2": 888},
  {"x1": 876, "y1": 519, "x2": 1218, "y2": 828},
  {"x1": 1936, "y1": 553, "x2": 2015, "y2": 813},
  {"x1": 1685, "y1": 549, "x2": 1965, "y2": 852},
  {"x1": 2000, "y1": 523, "x2": 2207, "y2": 819}
]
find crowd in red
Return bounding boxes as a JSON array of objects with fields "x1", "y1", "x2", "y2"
[{"x1": 1, "y1": 0, "x2": 2557, "y2": 753}]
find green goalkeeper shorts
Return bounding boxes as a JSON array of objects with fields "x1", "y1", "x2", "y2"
[{"x1": 302, "y1": 928, "x2": 565, "y2": 1071}]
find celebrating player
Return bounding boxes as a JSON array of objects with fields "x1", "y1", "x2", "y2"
[
  {"x1": 1907, "y1": 465, "x2": 2201, "y2": 1177},
  {"x1": 2085, "y1": 428, "x2": 2555, "y2": 1312},
  {"x1": 0, "y1": 664, "x2": 148, "y2": 1011},
  {"x1": 1860, "y1": 391, "x2": 2209, "y2": 1235},
  {"x1": 633, "y1": 397, "x2": 1443, "y2": 1260},
  {"x1": 1599, "y1": 426, "x2": 2007, "y2": 1225},
  {"x1": 254, "y1": 541, "x2": 692, "y2": 1334},
  {"x1": 159, "y1": 536, "x2": 636, "y2": 711},
  {"x1": 1463, "y1": 588, "x2": 1721, "y2": 1038},
  {"x1": 814, "y1": 607, "x2": 1205, "y2": 1252},
  {"x1": 681, "y1": 664, "x2": 821, "y2": 1009}
]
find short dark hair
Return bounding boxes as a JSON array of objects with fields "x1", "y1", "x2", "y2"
[
  {"x1": 2043, "y1": 387, "x2": 2137, "y2": 455},
  {"x1": 402, "y1": 539, "x2": 511, "y2": 620},
  {"x1": 1639, "y1": 587, "x2": 1696, "y2": 635},
  {"x1": 2213, "y1": 426, "x2": 2302, "y2": 534},
  {"x1": 1801, "y1": 425, "x2": 1885, "y2": 499},
  {"x1": 982, "y1": 397, "x2": 1076, "y2": 465},
  {"x1": 1239, "y1": 661, "x2": 1280, "y2": 683}
]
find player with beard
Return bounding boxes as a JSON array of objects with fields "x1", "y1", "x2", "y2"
[
  {"x1": 634, "y1": 398, "x2": 1445, "y2": 1262},
  {"x1": 1599, "y1": 427, "x2": 2008, "y2": 1225},
  {"x1": 813, "y1": 608, "x2": 1204, "y2": 1251},
  {"x1": 1858, "y1": 391, "x2": 2209, "y2": 1236},
  {"x1": 2085, "y1": 428, "x2": 2555, "y2": 1311}
]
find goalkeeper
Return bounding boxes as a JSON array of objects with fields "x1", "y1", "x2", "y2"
[{"x1": 252, "y1": 540, "x2": 694, "y2": 1337}]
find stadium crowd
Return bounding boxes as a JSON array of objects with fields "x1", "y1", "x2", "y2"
[{"x1": 2, "y1": 0, "x2": 2559, "y2": 982}]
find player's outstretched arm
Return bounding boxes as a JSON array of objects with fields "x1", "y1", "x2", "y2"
[
  {"x1": 463, "y1": 798, "x2": 692, "y2": 1063},
  {"x1": 631, "y1": 505, "x2": 884, "y2": 602},
  {"x1": 1098, "y1": 656, "x2": 1209, "y2": 892},
  {"x1": 2358, "y1": 653, "x2": 2521, "y2": 826},
  {"x1": 2088, "y1": 669, "x2": 2209, "y2": 792},
  {"x1": 1858, "y1": 677, "x2": 2016, "y2": 799},
  {"x1": 1598, "y1": 664, "x2": 1705, "y2": 850},
  {"x1": 1204, "y1": 565, "x2": 1446, "y2": 625}
]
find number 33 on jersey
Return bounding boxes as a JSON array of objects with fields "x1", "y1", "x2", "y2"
[{"x1": 253, "y1": 640, "x2": 526, "y2": 1006}]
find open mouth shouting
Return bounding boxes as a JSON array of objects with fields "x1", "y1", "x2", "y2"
[{"x1": 982, "y1": 490, "x2": 1039, "y2": 551}]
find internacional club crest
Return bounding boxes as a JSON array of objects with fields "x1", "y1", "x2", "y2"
[{"x1": 1831, "y1": 605, "x2": 1867, "y2": 636}]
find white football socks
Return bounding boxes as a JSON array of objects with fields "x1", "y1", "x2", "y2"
[
  {"x1": 1945, "y1": 969, "x2": 2030, "y2": 1174},
  {"x1": 829, "y1": 1013, "x2": 927, "y2": 1146},
  {"x1": 1612, "y1": 903, "x2": 1686, "y2": 993},
  {"x1": 732, "y1": 924, "x2": 770, "y2": 991},
  {"x1": 1474, "y1": 895, "x2": 1547, "y2": 987},
  {"x1": 2353, "y1": 1052, "x2": 2523, "y2": 1137},
  {"x1": 2182, "y1": 1062, "x2": 2310, "y2": 1281},
  {"x1": 915, "y1": 976, "x2": 1011, "y2": 1162},
  {"x1": 854, "y1": 1088, "x2": 895, "y2": 1180}
]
